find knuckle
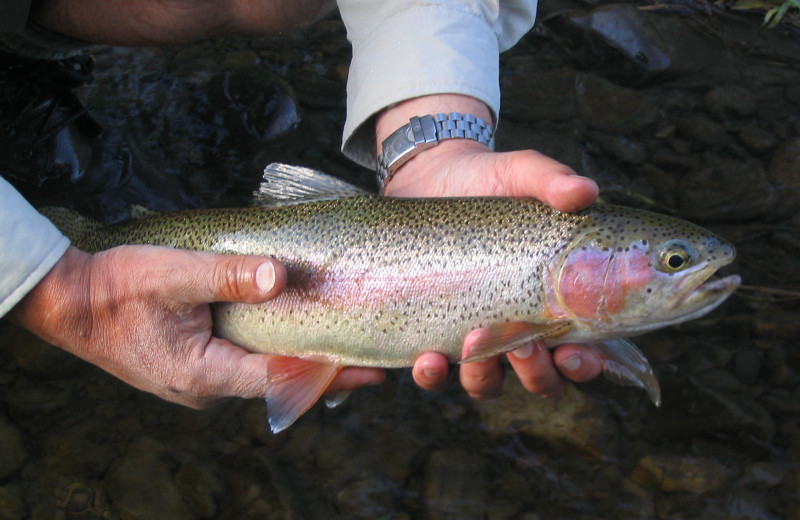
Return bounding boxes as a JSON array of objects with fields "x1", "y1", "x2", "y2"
[{"x1": 212, "y1": 257, "x2": 255, "y2": 302}]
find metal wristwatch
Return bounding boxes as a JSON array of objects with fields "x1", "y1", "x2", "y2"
[{"x1": 376, "y1": 112, "x2": 495, "y2": 190}]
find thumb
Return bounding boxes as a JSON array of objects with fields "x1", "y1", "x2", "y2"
[
  {"x1": 500, "y1": 150, "x2": 599, "y2": 212},
  {"x1": 177, "y1": 251, "x2": 288, "y2": 305}
]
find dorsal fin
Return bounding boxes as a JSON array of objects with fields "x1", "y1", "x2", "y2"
[
  {"x1": 252, "y1": 162, "x2": 369, "y2": 207},
  {"x1": 130, "y1": 205, "x2": 156, "y2": 219}
]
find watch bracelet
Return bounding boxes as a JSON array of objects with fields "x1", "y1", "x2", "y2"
[{"x1": 377, "y1": 112, "x2": 495, "y2": 190}]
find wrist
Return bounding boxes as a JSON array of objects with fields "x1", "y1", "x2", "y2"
[
  {"x1": 376, "y1": 95, "x2": 494, "y2": 192},
  {"x1": 8, "y1": 246, "x2": 93, "y2": 350}
]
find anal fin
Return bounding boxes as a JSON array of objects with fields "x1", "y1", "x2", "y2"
[
  {"x1": 460, "y1": 321, "x2": 572, "y2": 363},
  {"x1": 592, "y1": 338, "x2": 662, "y2": 406},
  {"x1": 265, "y1": 356, "x2": 342, "y2": 433}
]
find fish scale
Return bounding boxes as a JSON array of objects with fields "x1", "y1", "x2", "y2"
[{"x1": 44, "y1": 163, "x2": 740, "y2": 432}]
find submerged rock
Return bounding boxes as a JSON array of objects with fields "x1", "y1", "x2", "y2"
[
  {"x1": 0, "y1": 484, "x2": 25, "y2": 520},
  {"x1": 677, "y1": 154, "x2": 776, "y2": 220},
  {"x1": 474, "y1": 378, "x2": 619, "y2": 460},
  {"x1": 0, "y1": 415, "x2": 27, "y2": 479},
  {"x1": 566, "y1": 3, "x2": 725, "y2": 77},
  {"x1": 422, "y1": 449, "x2": 489, "y2": 520},
  {"x1": 768, "y1": 138, "x2": 800, "y2": 215},
  {"x1": 104, "y1": 437, "x2": 197, "y2": 520},
  {"x1": 576, "y1": 73, "x2": 659, "y2": 133},
  {"x1": 631, "y1": 454, "x2": 729, "y2": 494}
]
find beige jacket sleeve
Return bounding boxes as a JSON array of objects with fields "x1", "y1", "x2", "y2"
[
  {"x1": 338, "y1": 0, "x2": 538, "y2": 168},
  {"x1": 0, "y1": 177, "x2": 70, "y2": 317}
]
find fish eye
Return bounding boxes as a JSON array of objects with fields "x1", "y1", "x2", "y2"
[{"x1": 659, "y1": 240, "x2": 695, "y2": 272}]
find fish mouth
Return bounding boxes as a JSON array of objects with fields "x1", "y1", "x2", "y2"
[{"x1": 668, "y1": 265, "x2": 741, "y2": 323}]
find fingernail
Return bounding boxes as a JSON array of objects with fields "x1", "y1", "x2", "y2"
[
  {"x1": 560, "y1": 354, "x2": 582, "y2": 372},
  {"x1": 256, "y1": 262, "x2": 276, "y2": 293},
  {"x1": 423, "y1": 368, "x2": 441, "y2": 379},
  {"x1": 568, "y1": 174, "x2": 594, "y2": 181},
  {"x1": 512, "y1": 344, "x2": 534, "y2": 359}
]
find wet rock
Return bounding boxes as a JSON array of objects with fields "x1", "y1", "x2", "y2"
[
  {"x1": 54, "y1": 480, "x2": 112, "y2": 519},
  {"x1": 474, "y1": 379, "x2": 619, "y2": 460},
  {"x1": 693, "y1": 368, "x2": 742, "y2": 392},
  {"x1": 43, "y1": 418, "x2": 120, "y2": 478},
  {"x1": 175, "y1": 458, "x2": 224, "y2": 519},
  {"x1": 0, "y1": 415, "x2": 27, "y2": 479},
  {"x1": 576, "y1": 73, "x2": 659, "y2": 133},
  {"x1": 771, "y1": 231, "x2": 800, "y2": 252},
  {"x1": 677, "y1": 154, "x2": 776, "y2": 220},
  {"x1": 739, "y1": 126, "x2": 778, "y2": 155},
  {"x1": 787, "y1": 83, "x2": 800, "y2": 105},
  {"x1": 0, "y1": 326, "x2": 82, "y2": 377},
  {"x1": 752, "y1": 309, "x2": 800, "y2": 339},
  {"x1": 704, "y1": 85, "x2": 757, "y2": 120},
  {"x1": 719, "y1": 490, "x2": 785, "y2": 520},
  {"x1": 632, "y1": 454, "x2": 728, "y2": 494},
  {"x1": 639, "y1": 163, "x2": 679, "y2": 207},
  {"x1": 0, "y1": 484, "x2": 25, "y2": 520},
  {"x1": 496, "y1": 119, "x2": 586, "y2": 173},
  {"x1": 650, "y1": 147, "x2": 698, "y2": 171},
  {"x1": 221, "y1": 49, "x2": 260, "y2": 70},
  {"x1": 485, "y1": 500, "x2": 526, "y2": 520},
  {"x1": 654, "y1": 492, "x2": 710, "y2": 519},
  {"x1": 676, "y1": 113, "x2": 729, "y2": 148},
  {"x1": 767, "y1": 138, "x2": 800, "y2": 215},
  {"x1": 500, "y1": 69, "x2": 578, "y2": 123},
  {"x1": 336, "y1": 477, "x2": 401, "y2": 519},
  {"x1": 733, "y1": 348, "x2": 763, "y2": 382},
  {"x1": 422, "y1": 449, "x2": 489, "y2": 520},
  {"x1": 566, "y1": 4, "x2": 723, "y2": 76},
  {"x1": 588, "y1": 131, "x2": 649, "y2": 164},
  {"x1": 739, "y1": 461, "x2": 786, "y2": 489},
  {"x1": 104, "y1": 437, "x2": 196, "y2": 520}
]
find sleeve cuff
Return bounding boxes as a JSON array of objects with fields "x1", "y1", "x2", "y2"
[
  {"x1": 0, "y1": 177, "x2": 70, "y2": 318},
  {"x1": 340, "y1": 4, "x2": 501, "y2": 169}
]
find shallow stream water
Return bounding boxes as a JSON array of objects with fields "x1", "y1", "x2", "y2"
[{"x1": 1, "y1": 1, "x2": 800, "y2": 519}]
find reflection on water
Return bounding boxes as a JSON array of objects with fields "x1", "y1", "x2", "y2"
[{"x1": 1, "y1": 2, "x2": 799, "y2": 519}]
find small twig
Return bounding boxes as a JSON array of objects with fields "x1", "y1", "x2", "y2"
[{"x1": 738, "y1": 284, "x2": 800, "y2": 298}]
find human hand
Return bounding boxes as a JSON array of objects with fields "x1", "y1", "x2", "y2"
[
  {"x1": 378, "y1": 94, "x2": 603, "y2": 399},
  {"x1": 9, "y1": 245, "x2": 384, "y2": 408}
]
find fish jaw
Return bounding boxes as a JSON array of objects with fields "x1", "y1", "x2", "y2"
[{"x1": 654, "y1": 266, "x2": 741, "y2": 327}]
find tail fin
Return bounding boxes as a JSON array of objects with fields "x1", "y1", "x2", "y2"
[{"x1": 38, "y1": 207, "x2": 104, "y2": 250}]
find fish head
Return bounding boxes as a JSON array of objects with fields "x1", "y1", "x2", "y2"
[{"x1": 544, "y1": 205, "x2": 741, "y2": 338}]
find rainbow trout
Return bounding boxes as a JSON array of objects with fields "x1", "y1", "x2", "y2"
[{"x1": 44, "y1": 163, "x2": 741, "y2": 432}]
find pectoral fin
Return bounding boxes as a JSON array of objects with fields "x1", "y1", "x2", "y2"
[
  {"x1": 592, "y1": 338, "x2": 662, "y2": 406},
  {"x1": 460, "y1": 321, "x2": 572, "y2": 363},
  {"x1": 265, "y1": 356, "x2": 342, "y2": 433}
]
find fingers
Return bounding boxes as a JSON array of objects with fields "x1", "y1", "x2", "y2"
[
  {"x1": 501, "y1": 150, "x2": 599, "y2": 212},
  {"x1": 327, "y1": 367, "x2": 387, "y2": 394},
  {"x1": 552, "y1": 344, "x2": 603, "y2": 383},
  {"x1": 459, "y1": 357, "x2": 504, "y2": 400},
  {"x1": 412, "y1": 352, "x2": 451, "y2": 392},
  {"x1": 506, "y1": 343, "x2": 567, "y2": 397},
  {"x1": 455, "y1": 327, "x2": 604, "y2": 401},
  {"x1": 459, "y1": 329, "x2": 504, "y2": 399}
]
